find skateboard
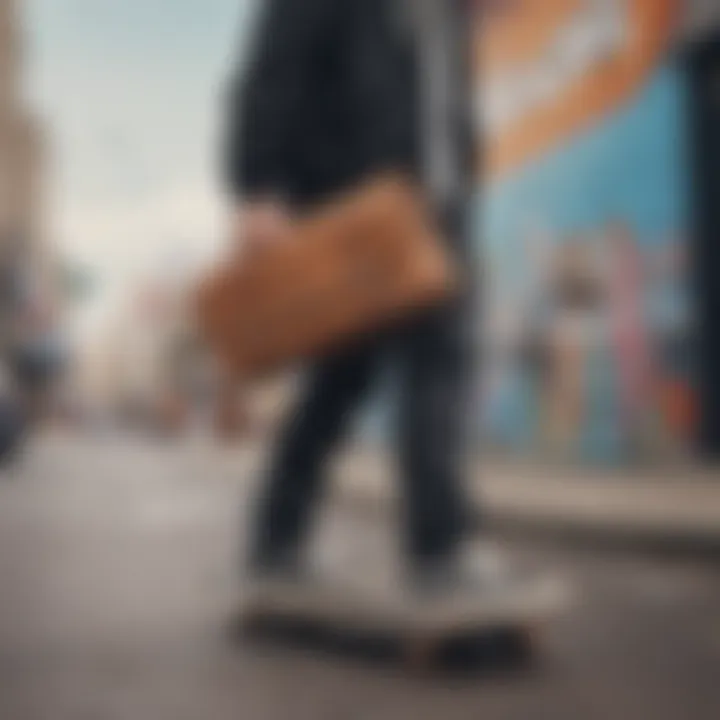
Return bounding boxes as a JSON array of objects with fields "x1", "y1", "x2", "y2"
[{"x1": 238, "y1": 552, "x2": 570, "y2": 671}]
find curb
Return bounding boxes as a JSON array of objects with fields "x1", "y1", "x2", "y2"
[{"x1": 335, "y1": 456, "x2": 720, "y2": 560}]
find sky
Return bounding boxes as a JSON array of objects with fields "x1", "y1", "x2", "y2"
[{"x1": 24, "y1": 0, "x2": 257, "y2": 338}]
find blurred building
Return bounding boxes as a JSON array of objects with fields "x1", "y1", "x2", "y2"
[
  {"x1": 89, "y1": 268, "x2": 197, "y2": 428},
  {"x1": 0, "y1": 0, "x2": 44, "y2": 269},
  {"x1": 0, "y1": 0, "x2": 53, "y2": 382}
]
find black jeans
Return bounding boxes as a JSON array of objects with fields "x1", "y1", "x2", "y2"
[{"x1": 250, "y1": 206, "x2": 475, "y2": 570}]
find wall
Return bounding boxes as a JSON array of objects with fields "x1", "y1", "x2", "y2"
[{"x1": 477, "y1": 0, "x2": 699, "y2": 464}]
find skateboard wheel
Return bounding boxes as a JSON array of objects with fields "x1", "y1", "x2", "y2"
[
  {"x1": 506, "y1": 624, "x2": 540, "y2": 662},
  {"x1": 404, "y1": 636, "x2": 440, "y2": 673},
  {"x1": 236, "y1": 598, "x2": 268, "y2": 634}
]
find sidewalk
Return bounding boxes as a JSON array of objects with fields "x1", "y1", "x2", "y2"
[{"x1": 335, "y1": 450, "x2": 720, "y2": 556}]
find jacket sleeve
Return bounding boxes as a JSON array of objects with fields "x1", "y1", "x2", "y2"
[{"x1": 224, "y1": 0, "x2": 336, "y2": 200}]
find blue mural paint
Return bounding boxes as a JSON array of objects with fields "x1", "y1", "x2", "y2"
[{"x1": 479, "y1": 62, "x2": 696, "y2": 465}]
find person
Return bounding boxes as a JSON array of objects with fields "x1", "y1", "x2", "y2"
[
  {"x1": 604, "y1": 222, "x2": 654, "y2": 457},
  {"x1": 225, "y1": 0, "x2": 521, "y2": 600},
  {"x1": 0, "y1": 237, "x2": 62, "y2": 428}
]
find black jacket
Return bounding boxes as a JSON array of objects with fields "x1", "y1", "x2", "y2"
[{"x1": 225, "y1": 0, "x2": 476, "y2": 209}]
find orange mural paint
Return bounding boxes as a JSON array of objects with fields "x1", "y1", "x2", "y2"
[{"x1": 479, "y1": 0, "x2": 682, "y2": 177}]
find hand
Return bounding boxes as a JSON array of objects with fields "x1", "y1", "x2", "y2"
[{"x1": 232, "y1": 199, "x2": 292, "y2": 258}]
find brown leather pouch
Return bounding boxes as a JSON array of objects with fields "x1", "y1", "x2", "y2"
[{"x1": 196, "y1": 175, "x2": 458, "y2": 378}]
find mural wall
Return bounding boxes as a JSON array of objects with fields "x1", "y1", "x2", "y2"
[{"x1": 477, "y1": 0, "x2": 696, "y2": 464}]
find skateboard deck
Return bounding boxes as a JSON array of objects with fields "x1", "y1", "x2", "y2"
[{"x1": 238, "y1": 546, "x2": 570, "y2": 670}]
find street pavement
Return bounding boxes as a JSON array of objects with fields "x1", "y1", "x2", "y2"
[{"x1": 0, "y1": 434, "x2": 719, "y2": 720}]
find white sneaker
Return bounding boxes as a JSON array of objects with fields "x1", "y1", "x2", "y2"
[{"x1": 409, "y1": 542, "x2": 570, "y2": 625}]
